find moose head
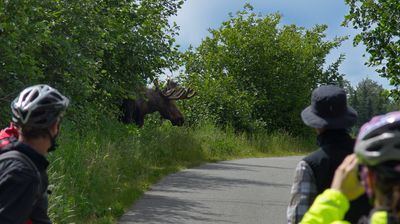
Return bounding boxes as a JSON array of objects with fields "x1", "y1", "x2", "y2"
[{"x1": 121, "y1": 80, "x2": 196, "y2": 127}]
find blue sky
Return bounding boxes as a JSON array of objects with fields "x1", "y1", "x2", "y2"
[{"x1": 170, "y1": 0, "x2": 390, "y2": 89}]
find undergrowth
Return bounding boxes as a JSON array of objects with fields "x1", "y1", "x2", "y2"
[{"x1": 48, "y1": 119, "x2": 314, "y2": 223}]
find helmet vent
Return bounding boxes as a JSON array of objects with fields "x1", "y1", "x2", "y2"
[
  {"x1": 388, "y1": 126, "x2": 400, "y2": 131},
  {"x1": 41, "y1": 99, "x2": 52, "y2": 105},
  {"x1": 20, "y1": 111, "x2": 28, "y2": 119},
  {"x1": 365, "y1": 132, "x2": 380, "y2": 139},
  {"x1": 51, "y1": 92, "x2": 63, "y2": 101},
  {"x1": 29, "y1": 91, "x2": 39, "y2": 101},
  {"x1": 367, "y1": 144, "x2": 382, "y2": 152}
]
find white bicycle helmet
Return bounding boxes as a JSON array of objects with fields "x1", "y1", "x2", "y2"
[
  {"x1": 11, "y1": 84, "x2": 69, "y2": 129},
  {"x1": 355, "y1": 111, "x2": 400, "y2": 167}
]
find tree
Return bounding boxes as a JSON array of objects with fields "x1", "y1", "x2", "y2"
[
  {"x1": 320, "y1": 54, "x2": 348, "y2": 87},
  {"x1": 348, "y1": 78, "x2": 390, "y2": 127},
  {"x1": 343, "y1": 0, "x2": 400, "y2": 96},
  {"x1": 182, "y1": 4, "x2": 346, "y2": 133},
  {"x1": 0, "y1": 0, "x2": 183, "y2": 126}
]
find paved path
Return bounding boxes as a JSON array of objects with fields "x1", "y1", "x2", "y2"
[{"x1": 118, "y1": 156, "x2": 303, "y2": 224}]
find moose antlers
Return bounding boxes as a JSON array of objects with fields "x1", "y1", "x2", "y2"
[
  {"x1": 165, "y1": 87, "x2": 196, "y2": 100},
  {"x1": 158, "y1": 79, "x2": 196, "y2": 100}
]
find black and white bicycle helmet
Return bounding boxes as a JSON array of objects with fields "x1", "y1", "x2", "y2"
[
  {"x1": 11, "y1": 84, "x2": 69, "y2": 129},
  {"x1": 355, "y1": 111, "x2": 400, "y2": 169}
]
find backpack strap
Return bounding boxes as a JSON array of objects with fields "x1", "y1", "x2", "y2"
[{"x1": 0, "y1": 150, "x2": 43, "y2": 205}]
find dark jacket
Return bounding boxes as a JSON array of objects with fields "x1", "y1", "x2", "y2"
[
  {"x1": 0, "y1": 143, "x2": 51, "y2": 224},
  {"x1": 303, "y1": 129, "x2": 372, "y2": 223}
]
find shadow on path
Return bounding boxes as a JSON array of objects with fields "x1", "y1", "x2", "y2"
[
  {"x1": 152, "y1": 171, "x2": 290, "y2": 193},
  {"x1": 191, "y1": 163, "x2": 256, "y2": 172},
  {"x1": 218, "y1": 161, "x2": 295, "y2": 170},
  {"x1": 119, "y1": 195, "x2": 234, "y2": 224},
  {"x1": 119, "y1": 157, "x2": 300, "y2": 223}
]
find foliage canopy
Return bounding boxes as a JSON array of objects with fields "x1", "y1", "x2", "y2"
[
  {"x1": 0, "y1": 0, "x2": 183, "y2": 125},
  {"x1": 347, "y1": 78, "x2": 390, "y2": 128},
  {"x1": 182, "y1": 5, "x2": 346, "y2": 133},
  {"x1": 344, "y1": 0, "x2": 400, "y2": 96}
]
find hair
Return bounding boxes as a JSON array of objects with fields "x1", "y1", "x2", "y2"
[
  {"x1": 19, "y1": 117, "x2": 60, "y2": 140},
  {"x1": 373, "y1": 167, "x2": 400, "y2": 223},
  {"x1": 21, "y1": 127, "x2": 51, "y2": 139}
]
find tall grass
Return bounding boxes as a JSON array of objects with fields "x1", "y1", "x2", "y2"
[{"x1": 47, "y1": 119, "x2": 314, "y2": 223}]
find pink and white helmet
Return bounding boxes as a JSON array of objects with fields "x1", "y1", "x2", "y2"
[{"x1": 355, "y1": 111, "x2": 400, "y2": 167}]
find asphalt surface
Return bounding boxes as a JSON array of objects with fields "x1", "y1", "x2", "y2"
[{"x1": 118, "y1": 156, "x2": 303, "y2": 224}]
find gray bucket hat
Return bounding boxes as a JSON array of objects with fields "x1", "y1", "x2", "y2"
[{"x1": 301, "y1": 85, "x2": 357, "y2": 129}]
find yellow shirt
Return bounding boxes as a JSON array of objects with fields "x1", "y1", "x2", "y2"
[{"x1": 300, "y1": 189, "x2": 387, "y2": 224}]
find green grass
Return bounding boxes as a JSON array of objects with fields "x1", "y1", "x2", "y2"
[{"x1": 47, "y1": 120, "x2": 315, "y2": 223}]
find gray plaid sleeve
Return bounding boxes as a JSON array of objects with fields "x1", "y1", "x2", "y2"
[{"x1": 287, "y1": 160, "x2": 317, "y2": 224}]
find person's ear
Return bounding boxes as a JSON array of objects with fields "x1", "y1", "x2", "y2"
[{"x1": 49, "y1": 118, "x2": 61, "y2": 136}]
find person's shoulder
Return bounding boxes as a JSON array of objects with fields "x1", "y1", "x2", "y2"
[
  {"x1": 0, "y1": 152, "x2": 38, "y2": 181},
  {"x1": 303, "y1": 148, "x2": 324, "y2": 162}
]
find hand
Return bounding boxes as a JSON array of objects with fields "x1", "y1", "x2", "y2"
[{"x1": 331, "y1": 154, "x2": 365, "y2": 201}]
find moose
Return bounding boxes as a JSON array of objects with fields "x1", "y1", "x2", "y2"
[{"x1": 121, "y1": 80, "x2": 196, "y2": 127}]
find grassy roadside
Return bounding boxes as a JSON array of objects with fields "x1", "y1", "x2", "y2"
[{"x1": 47, "y1": 120, "x2": 315, "y2": 223}]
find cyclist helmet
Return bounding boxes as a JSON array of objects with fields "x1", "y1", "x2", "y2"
[
  {"x1": 355, "y1": 111, "x2": 400, "y2": 169},
  {"x1": 11, "y1": 84, "x2": 69, "y2": 129}
]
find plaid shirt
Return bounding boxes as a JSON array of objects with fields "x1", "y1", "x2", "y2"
[{"x1": 287, "y1": 160, "x2": 317, "y2": 224}]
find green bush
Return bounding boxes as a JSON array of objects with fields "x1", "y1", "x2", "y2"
[
  {"x1": 0, "y1": 0, "x2": 183, "y2": 126},
  {"x1": 181, "y1": 4, "x2": 346, "y2": 133}
]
